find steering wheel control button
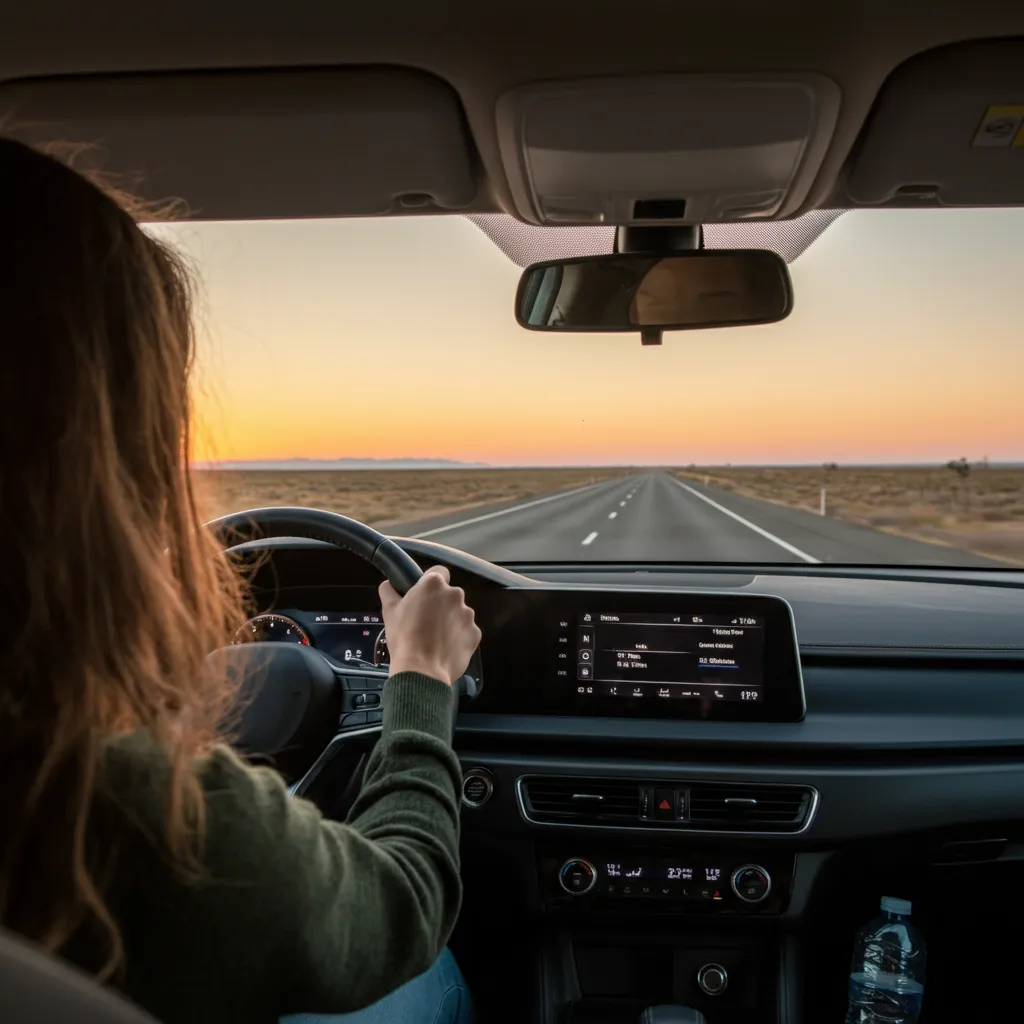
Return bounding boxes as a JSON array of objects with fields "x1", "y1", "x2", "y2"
[
  {"x1": 344, "y1": 675, "x2": 384, "y2": 691},
  {"x1": 559, "y1": 858, "x2": 597, "y2": 895},
  {"x1": 341, "y1": 711, "x2": 367, "y2": 728},
  {"x1": 697, "y1": 963, "x2": 729, "y2": 997},
  {"x1": 461, "y1": 768, "x2": 495, "y2": 809},
  {"x1": 731, "y1": 865, "x2": 772, "y2": 903},
  {"x1": 366, "y1": 709, "x2": 383, "y2": 724},
  {"x1": 353, "y1": 692, "x2": 381, "y2": 708}
]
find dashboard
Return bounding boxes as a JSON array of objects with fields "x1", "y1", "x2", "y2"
[
  {"x1": 236, "y1": 591, "x2": 806, "y2": 722},
  {"x1": 237, "y1": 537, "x2": 1024, "y2": 850}
]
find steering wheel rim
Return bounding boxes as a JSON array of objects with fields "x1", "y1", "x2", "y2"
[
  {"x1": 210, "y1": 506, "x2": 424, "y2": 594},
  {"x1": 203, "y1": 507, "x2": 430, "y2": 783}
]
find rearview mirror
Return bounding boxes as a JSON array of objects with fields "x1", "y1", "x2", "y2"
[{"x1": 516, "y1": 250, "x2": 792, "y2": 334}]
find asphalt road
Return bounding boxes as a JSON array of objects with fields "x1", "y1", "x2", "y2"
[{"x1": 388, "y1": 470, "x2": 1002, "y2": 566}]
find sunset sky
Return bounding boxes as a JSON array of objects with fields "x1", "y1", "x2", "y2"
[{"x1": 150, "y1": 208, "x2": 1024, "y2": 466}]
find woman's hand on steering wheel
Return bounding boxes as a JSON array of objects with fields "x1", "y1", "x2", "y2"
[{"x1": 379, "y1": 567, "x2": 481, "y2": 687}]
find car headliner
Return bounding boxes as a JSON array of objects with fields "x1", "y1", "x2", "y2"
[{"x1": 3, "y1": 0, "x2": 1024, "y2": 221}]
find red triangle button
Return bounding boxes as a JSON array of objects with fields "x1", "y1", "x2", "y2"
[{"x1": 658, "y1": 798, "x2": 671, "y2": 810}]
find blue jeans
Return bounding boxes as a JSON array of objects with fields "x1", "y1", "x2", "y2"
[{"x1": 281, "y1": 949, "x2": 471, "y2": 1024}]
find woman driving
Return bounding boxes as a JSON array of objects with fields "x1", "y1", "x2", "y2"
[{"x1": 0, "y1": 137, "x2": 479, "y2": 1024}]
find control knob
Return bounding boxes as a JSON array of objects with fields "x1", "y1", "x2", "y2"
[
  {"x1": 558, "y1": 857, "x2": 597, "y2": 896},
  {"x1": 730, "y1": 864, "x2": 771, "y2": 904},
  {"x1": 697, "y1": 963, "x2": 729, "y2": 996}
]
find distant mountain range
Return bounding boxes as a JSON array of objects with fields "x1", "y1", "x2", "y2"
[
  {"x1": 195, "y1": 458, "x2": 1024, "y2": 471},
  {"x1": 194, "y1": 457, "x2": 491, "y2": 470}
]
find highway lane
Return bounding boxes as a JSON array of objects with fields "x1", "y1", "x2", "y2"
[{"x1": 388, "y1": 470, "x2": 1003, "y2": 567}]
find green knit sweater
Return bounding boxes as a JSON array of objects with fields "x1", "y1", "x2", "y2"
[{"x1": 84, "y1": 672, "x2": 461, "y2": 1024}]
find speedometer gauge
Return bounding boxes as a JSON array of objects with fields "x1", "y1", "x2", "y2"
[
  {"x1": 233, "y1": 613, "x2": 310, "y2": 646},
  {"x1": 373, "y1": 628, "x2": 390, "y2": 667}
]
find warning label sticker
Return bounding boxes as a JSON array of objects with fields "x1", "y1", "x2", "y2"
[{"x1": 972, "y1": 105, "x2": 1024, "y2": 148}]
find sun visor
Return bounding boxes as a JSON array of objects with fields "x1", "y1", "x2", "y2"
[
  {"x1": 0, "y1": 68, "x2": 478, "y2": 219},
  {"x1": 495, "y1": 74, "x2": 840, "y2": 226},
  {"x1": 847, "y1": 40, "x2": 1024, "y2": 207}
]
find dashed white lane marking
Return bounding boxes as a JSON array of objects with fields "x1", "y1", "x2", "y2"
[
  {"x1": 581, "y1": 531, "x2": 599, "y2": 546},
  {"x1": 410, "y1": 480, "x2": 615, "y2": 538},
  {"x1": 669, "y1": 478, "x2": 820, "y2": 564},
  {"x1": 619, "y1": 501, "x2": 626, "y2": 507},
  {"x1": 608, "y1": 511, "x2": 618, "y2": 519}
]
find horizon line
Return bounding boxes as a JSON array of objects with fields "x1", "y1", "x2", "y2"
[{"x1": 193, "y1": 459, "x2": 1024, "y2": 470}]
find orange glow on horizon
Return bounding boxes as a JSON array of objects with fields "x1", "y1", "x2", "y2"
[{"x1": 153, "y1": 208, "x2": 1023, "y2": 469}]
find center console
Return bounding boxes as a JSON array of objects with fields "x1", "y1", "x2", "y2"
[
  {"x1": 527, "y1": 845, "x2": 794, "y2": 1020},
  {"x1": 533, "y1": 922, "x2": 788, "y2": 1024},
  {"x1": 456, "y1": 589, "x2": 811, "y2": 1023}
]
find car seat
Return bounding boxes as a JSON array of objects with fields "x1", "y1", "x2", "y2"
[{"x1": 0, "y1": 928, "x2": 160, "y2": 1023}]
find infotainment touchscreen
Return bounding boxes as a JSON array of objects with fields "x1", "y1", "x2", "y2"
[
  {"x1": 570, "y1": 611, "x2": 765, "y2": 706},
  {"x1": 472, "y1": 589, "x2": 805, "y2": 722}
]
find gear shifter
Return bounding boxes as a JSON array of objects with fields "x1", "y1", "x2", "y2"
[{"x1": 638, "y1": 1008, "x2": 708, "y2": 1024}]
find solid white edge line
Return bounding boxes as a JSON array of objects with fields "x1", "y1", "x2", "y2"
[
  {"x1": 581, "y1": 531, "x2": 599, "y2": 546},
  {"x1": 669, "y1": 477, "x2": 821, "y2": 564},
  {"x1": 410, "y1": 478, "x2": 631, "y2": 539}
]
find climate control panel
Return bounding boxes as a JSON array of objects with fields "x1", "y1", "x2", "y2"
[{"x1": 540, "y1": 847, "x2": 791, "y2": 915}]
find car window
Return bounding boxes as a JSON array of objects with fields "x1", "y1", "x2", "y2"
[{"x1": 150, "y1": 209, "x2": 1024, "y2": 567}]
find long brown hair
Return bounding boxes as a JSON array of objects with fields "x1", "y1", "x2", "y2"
[{"x1": 0, "y1": 137, "x2": 246, "y2": 976}]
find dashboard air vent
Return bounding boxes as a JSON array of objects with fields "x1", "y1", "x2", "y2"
[
  {"x1": 688, "y1": 782, "x2": 813, "y2": 833},
  {"x1": 521, "y1": 776, "x2": 640, "y2": 824}
]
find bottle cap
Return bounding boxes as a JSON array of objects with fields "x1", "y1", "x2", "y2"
[{"x1": 881, "y1": 896, "x2": 912, "y2": 916}]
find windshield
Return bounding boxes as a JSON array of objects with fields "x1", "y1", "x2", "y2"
[{"x1": 153, "y1": 209, "x2": 1023, "y2": 567}]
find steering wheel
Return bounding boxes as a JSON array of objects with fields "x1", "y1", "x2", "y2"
[
  {"x1": 212, "y1": 506, "x2": 424, "y2": 591},
  {"x1": 208, "y1": 507, "x2": 468, "y2": 784}
]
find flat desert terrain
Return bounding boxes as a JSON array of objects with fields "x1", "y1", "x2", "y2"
[
  {"x1": 196, "y1": 467, "x2": 630, "y2": 529},
  {"x1": 195, "y1": 465, "x2": 1024, "y2": 565},
  {"x1": 677, "y1": 465, "x2": 1024, "y2": 565}
]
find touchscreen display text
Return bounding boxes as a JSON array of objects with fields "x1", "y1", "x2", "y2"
[{"x1": 573, "y1": 612, "x2": 764, "y2": 705}]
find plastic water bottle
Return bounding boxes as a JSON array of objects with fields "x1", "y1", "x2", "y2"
[{"x1": 844, "y1": 896, "x2": 926, "y2": 1023}]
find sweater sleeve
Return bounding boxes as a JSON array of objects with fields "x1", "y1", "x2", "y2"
[{"x1": 191, "y1": 671, "x2": 462, "y2": 1015}]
